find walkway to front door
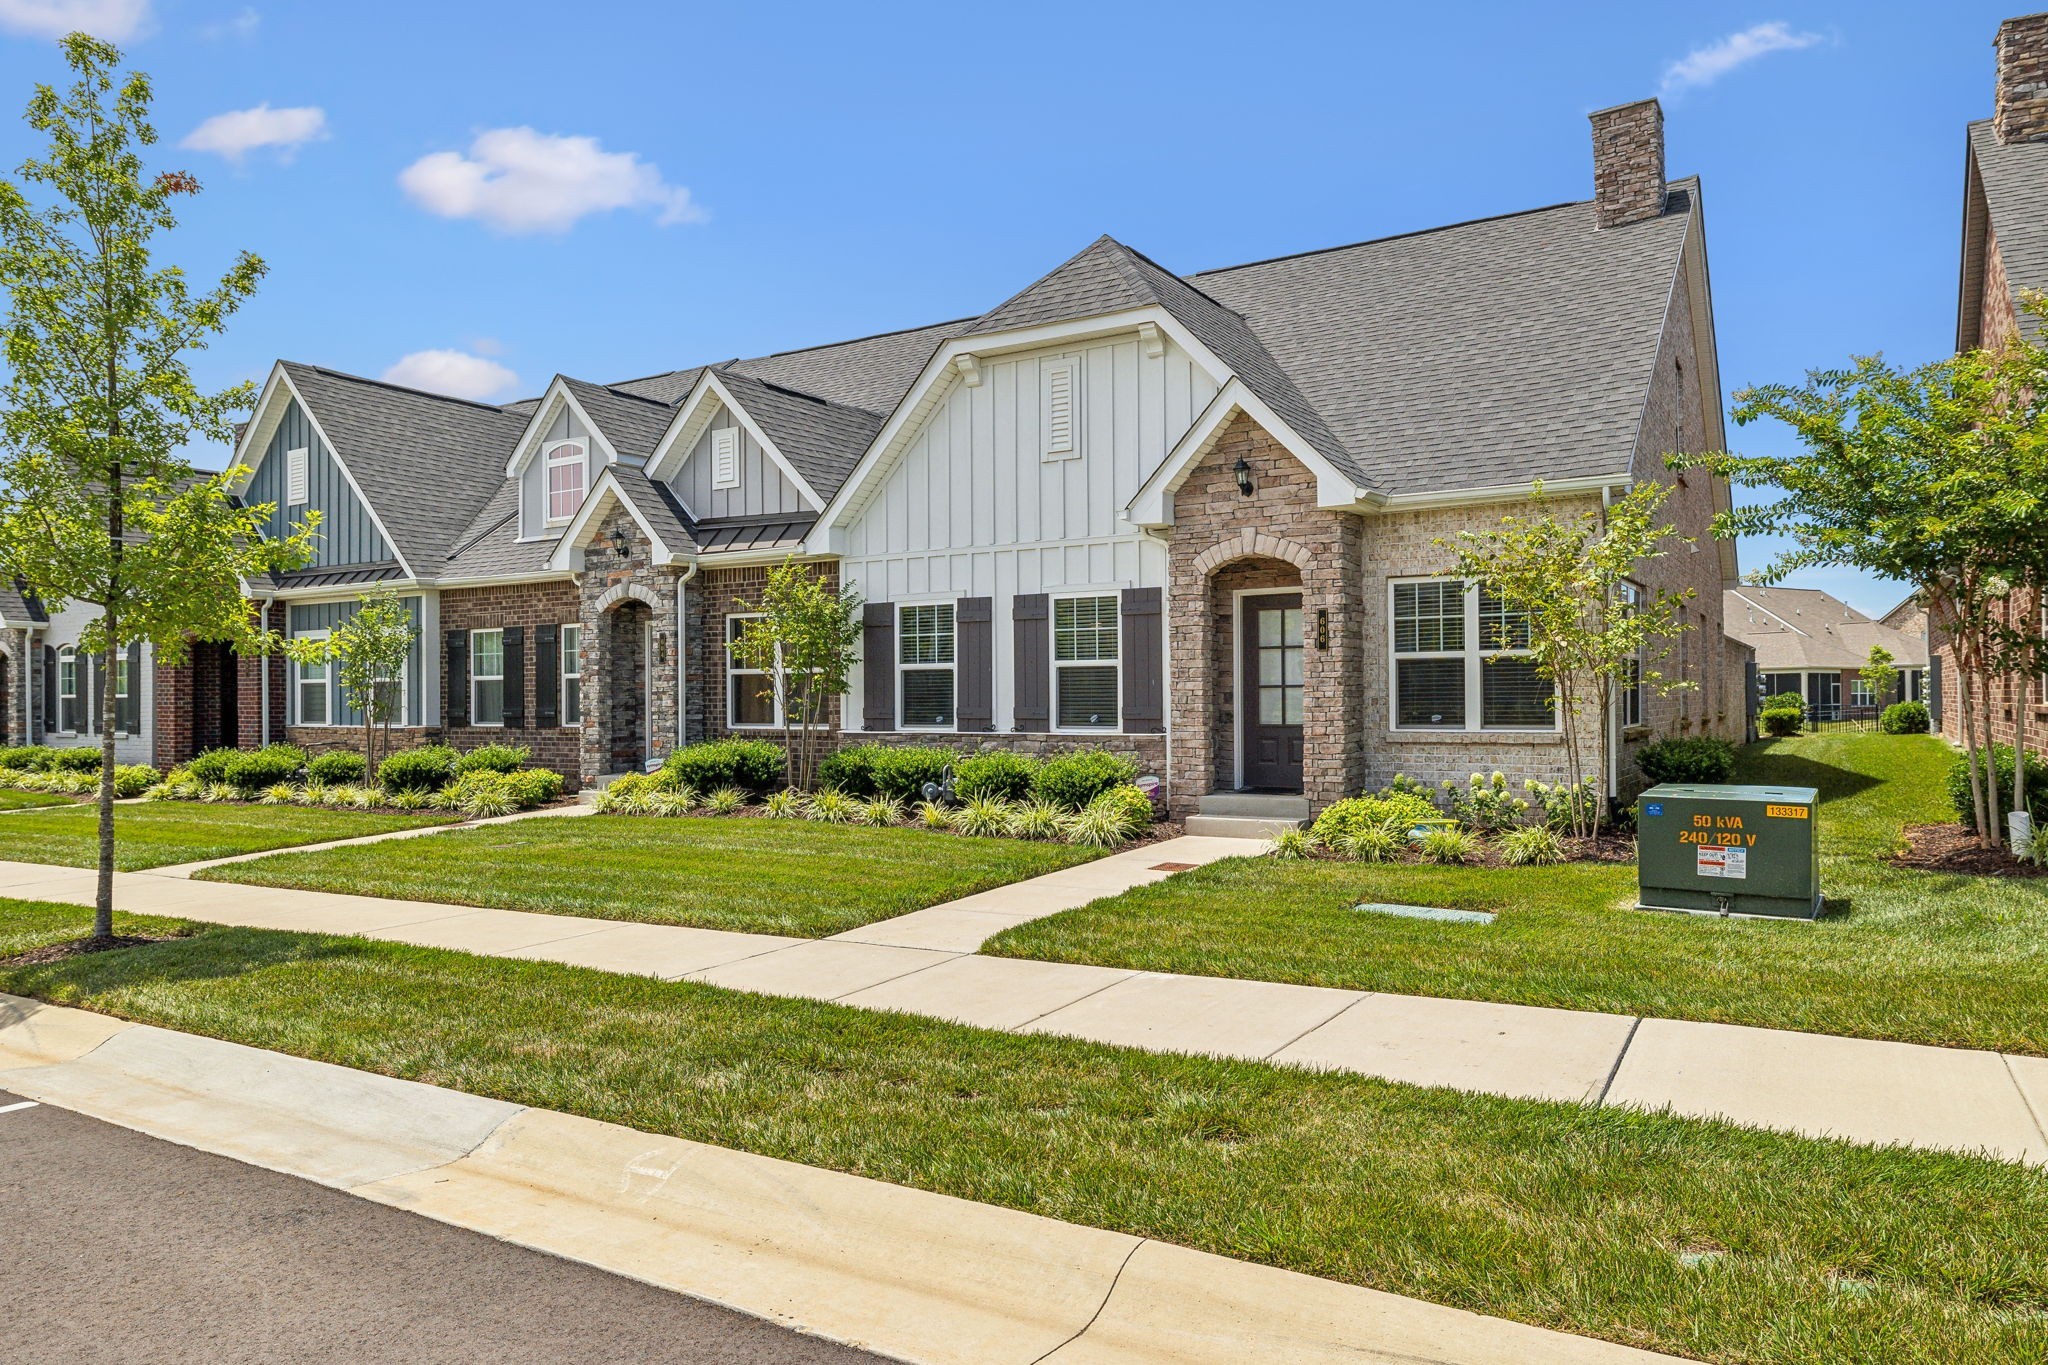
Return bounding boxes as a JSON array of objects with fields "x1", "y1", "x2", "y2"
[{"x1": 1240, "y1": 592, "x2": 1304, "y2": 791}]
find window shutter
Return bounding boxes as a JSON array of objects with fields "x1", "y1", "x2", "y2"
[
  {"x1": 1119, "y1": 588, "x2": 1164, "y2": 733},
  {"x1": 87, "y1": 653, "x2": 101, "y2": 735},
  {"x1": 862, "y1": 603, "x2": 895, "y2": 731},
  {"x1": 956, "y1": 597, "x2": 994, "y2": 732},
  {"x1": 1012, "y1": 593, "x2": 1050, "y2": 731},
  {"x1": 534, "y1": 624, "x2": 560, "y2": 728},
  {"x1": 445, "y1": 630, "x2": 469, "y2": 728},
  {"x1": 42, "y1": 646, "x2": 55, "y2": 732},
  {"x1": 1040, "y1": 360, "x2": 1078, "y2": 459},
  {"x1": 286, "y1": 447, "x2": 309, "y2": 506},
  {"x1": 502, "y1": 625, "x2": 526, "y2": 729},
  {"x1": 712, "y1": 427, "x2": 740, "y2": 489},
  {"x1": 122, "y1": 644, "x2": 143, "y2": 735}
]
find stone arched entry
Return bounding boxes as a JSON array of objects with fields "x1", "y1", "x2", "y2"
[{"x1": 584, "y1": 581, "x2": 662, "y2": 780}]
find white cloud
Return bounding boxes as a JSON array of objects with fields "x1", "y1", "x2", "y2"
[
  {"x1": 1662, "y1": 22, "x2": 1822, "y2": 94},
  {"x1": 199, "y1": 6, "x2": 259, "y2": 40},
  {"x1": 398, "y1": 127, "x2": 705, "y2": 234},
  {"x1": 0, "y1": 0, "x2": 150, "y2": 40},
  {"x1": 180, "y1": 103, "x2": 327, "y2": 163},
  {"x1": 381, "y1": 349, "x2": 519, "y2": 403}
]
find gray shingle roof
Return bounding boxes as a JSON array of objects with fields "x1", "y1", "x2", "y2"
[
  {"x1": 707, "y1": 369, "x2": 883, "y2": 501},
  {"x1": 439, "y1": 481, "x2": 563, "y2": 580},
  {"x1": 1725, "y1": 587, "x2": 1930, "y2": 671},
  {"x1": 560, "y1": 377, "x2": 676, "y2": 463},
  {"x1": 1967, "y1": 119, "x2": 2048, "y2": 343},
  {"x1": 0, "y1": 578, "x2": 46, "y2": 628},
  {"x1": 281, "y1": 363, "x2": 528, "y2": 578},
  {"x1": 605, "y1": 465, "x2": 699, "y2": 558}
]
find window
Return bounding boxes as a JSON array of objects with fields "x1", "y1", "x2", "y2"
[
  {"x1": 1053, "y1": 595, "x2": 1119, "y2": 729},
  {"x1": 57, "y1": 646, "x2": 79, "y2": 733},
  {"x1": 1850, "y1": 677, "x2": 1878, "y2": 708},
  {"x1": 544, "y1": 440, "x2": 587, "y2": 523},
  {"x1": 471, "y1": 629, "x2": 505, "y2": 726},
  {"x1": 285, "y1": 446, "x2": 309, "y2": 506},
  {"x1": 726, "y1": 614, "x2": 779, "y2": 728},
  {"x1": 294, "y1": 631, "x2": 329, "y2": 726},
  {"x1": 1040, "y1": 358, "x2": 1079, "y2": 459},
  {"x1": 1616, "y1": 583, "x2": 1645, "y2": 729},
  {"x1": 898, "y1": 603, "x2": 955, "y2": 728},
  {"x1": 561, "y1": 624, "x2": 583, "y2": 726},
  {"x1": 113, "y1": 649, "x2": 132, "y2": 734},
  {"x1": 711, "y1": 427, "x2": 740, "y2": 490},
  {"x1": 371, "y1": 661, "x2": 404, "y2": 725},
  {"x1": 1390, "y1": 579, "x2": 1553, "y2": 731}
]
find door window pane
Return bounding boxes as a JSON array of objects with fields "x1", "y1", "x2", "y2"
[{"x1": 1254, "y1": 606, "x2": 1304, "y2": 727}]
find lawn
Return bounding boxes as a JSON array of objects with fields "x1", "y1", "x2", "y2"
[
  {"x1": 988, "y1": 734, "x2": 2048, "y2": 1055},
  {"x1": 0, "y1": 802, "x2": 454, "y2": 871},
  {"x1": 0, "y1": 907, "x2": 2040, "y2": 1365},
  {"x1": 199, "y1": 815, "x2": 1100, "y2": 937},
  {"x1": 0, "y1": 789, "x2": 77, "y2": 811}
]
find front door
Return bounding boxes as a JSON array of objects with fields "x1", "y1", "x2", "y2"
[{"x1": 1240, "y1": 594, "x2": 1304, "y2": 791}]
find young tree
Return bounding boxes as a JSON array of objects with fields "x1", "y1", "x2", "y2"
[
  {"x1": 0, "y1": 34, "x2": 314, "y2": 940},
  {"x1": 1438, "y1": 481, "x2": 1697, "y2": 837},
  {"x1": 1860, "y1": 644, "x2": 1899, "y2": 713},
  {"x1": 730, "y1": 558, "x2": 863, "y2": 790},
  {"x1": 329, "y1": 586, "x2": 415, "y2": 773}
]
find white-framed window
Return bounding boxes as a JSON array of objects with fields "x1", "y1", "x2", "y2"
[
  {"x1": 1390, "y1": 579, "x2": 1554, "y2": 731},
  {"x1": 371, "y1": 661, "x2": 405, "y2": 726},
  {"x1": 711, "y1": 427, "x2": 740, "y2": 490},
  {"x1": 898, "y1": 603, "x2": 955, "y2": 729},
  {"x1": 471, "y1": 628, "x2": 505, "y2": 726},
  {"x1": 544, "y1": 439, "x2": 587, "y2": 523},
  {"x1": 1615, "y1": 582, "x2": 1645, "y2": 729},
  {"x1": 1850, "y1": 677, "x2": 1878, "y2": 708},
  {"x1": 113, "y1": 649, "x2": 132, "y2": 735},
  {"x1": 294, "y1": 630, "x2": 330, "y2": 726},
  {"x1": 561, "y1": 623, "x2": 583, "y2": 726},
  {"x1": 1040, "y1": 357, "x2": 1080, "y2": 460},
  {"x1": 1053, "y1": 593, "x2": 1119, "y2": 730},
  {"x1": 57, "y1": 646, "x2": 79, "y2": 733},
  {"x1": 726, "y1": 613, "x2": 780, "y2": 728}
]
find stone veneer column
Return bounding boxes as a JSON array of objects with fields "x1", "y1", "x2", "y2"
[{"x1": 576, "y1": 504, "x2": 681, "y2": 784}]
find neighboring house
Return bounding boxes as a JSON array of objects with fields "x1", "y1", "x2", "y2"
[
  {"x1": 1939, "y1": 10, "x2": 2048, "y2": 753},
  {"x1": 1879, "y1": 592, "x2": 1929, "y2": 643},
  {"x1": 1726, "y1": 587, "x2": 1929, "y2": 719},
  {"x1": 3, "y1": 95, "x2": 1747, "y2": 812}
]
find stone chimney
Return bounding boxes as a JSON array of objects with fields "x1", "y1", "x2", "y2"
[
  {"x1": 1995, "y1": 12, "x2": 2048, "y2": 144},
  {"x1": 1589, "y1": 98, "x2": 1666, "y2": 229}
]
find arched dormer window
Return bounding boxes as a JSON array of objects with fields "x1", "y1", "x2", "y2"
[{"x1": 544, "y1": 439, "x2": 588, "y2": 524}]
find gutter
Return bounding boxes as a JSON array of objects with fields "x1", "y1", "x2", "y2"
[{"x1": 675, "y1": 561, "x2": 698, "y2": 753}]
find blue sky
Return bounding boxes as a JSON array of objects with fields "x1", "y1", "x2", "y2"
[{"x1": 0, "y1": 1, "x2": 2024, "y2": 616}]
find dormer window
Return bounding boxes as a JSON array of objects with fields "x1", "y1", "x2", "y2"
[{"x1": 545, "y1": 439, "x2": 587, "y2": 523}]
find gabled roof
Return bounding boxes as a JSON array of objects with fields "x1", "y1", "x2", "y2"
[
  {"x1": 0, "y1": 578, "x2": 47, "y2": 629},
  {"x1": 558, "y1": 377, "x2": 676, "y2": 464},
  {"x1": 1962, "y1": 119, "x2": 2048, "y2": 345},
  {"x1": 707, "y1": 368, "x2": 883, "y2": 502},
  {"x1": 439, "y1": 481, "x2": 561, "y2": 581},
  {"x1": 1724, "y1": 586, "x2": 1930, "y2": 671},
  {"x1": 278, "y1": 363, "x2": 527, "y2": 578}
]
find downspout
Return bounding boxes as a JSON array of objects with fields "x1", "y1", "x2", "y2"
[
  {"x1": 258, "y1": 596, "x2": 272, "y2": 748},
  {"x1": 675, "y1": 561, "x2": 698, "y2": 753},
  {"x1": 1601, "y1": 485, "x2": 1618, "y2": 807}
]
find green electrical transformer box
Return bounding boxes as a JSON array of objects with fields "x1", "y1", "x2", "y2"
[{"x1": 1636, "y1": 784, "x2": 1822, "y2": 920}]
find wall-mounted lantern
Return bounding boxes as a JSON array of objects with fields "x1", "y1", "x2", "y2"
[
  {"x1": 1233, "y1": 456, "x2": 1254, "y2": 498},
  {"x1": 611, "y1": 528, "x2": 632, "y2": 560}
]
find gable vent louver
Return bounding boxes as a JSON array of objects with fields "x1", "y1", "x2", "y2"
[
  {"x1": 286, "y1": 447, "x2": 309, "y2": 506},
  {"x1": 712, "y1": 427, "x2": 740, "y2": 490},
  {"x1": 1041, "y1": 358, "x2": 1079, "y2": 460}
]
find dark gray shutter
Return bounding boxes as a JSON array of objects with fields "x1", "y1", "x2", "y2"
[
  {"x1": 42, "y1": 645, "x2": 55, "y2": 731},
  {"x1": 122, "y1": 644, "x2": 143, "y2": 735},
  {"x1": 1012, "y1": 593, "x2": 1050, "y2": 732},
  {"x1": 534, "y1": 624, "x2": 559, "y2": 728},
  {"x1": 502, "y1": 625, "x2": 526, "y2": 729},
  {"x1": 862, "y1": 603, "x2": 895, "y2": 731},
  {"x1": 956, "y1": 597, "x2": 993, "y2": 732},
  {"x1": 445, "y1": 630, "x2": 469, "y2": 727},
  {"x1": 87, "y1": 653, "x2": 101, "y2": 736},
  {"x1": 1120, "y1": 587, "x2": 1164, "y2": 733}
]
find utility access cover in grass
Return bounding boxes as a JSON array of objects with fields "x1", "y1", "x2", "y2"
[{"x1": 1353, "y1": 902, "x2": 1495, "y2": 925}]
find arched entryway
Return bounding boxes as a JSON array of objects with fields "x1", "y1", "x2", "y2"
[{"x1": 601, "y1": 597, "x2": 653, "y2": 772}]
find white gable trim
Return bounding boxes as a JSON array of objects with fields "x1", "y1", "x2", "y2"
[
  {"x1": 230, "y1": 365, "x2": 418, "y2": 581},
  {"x1": 502, "y1": 378, "x2": 624, "y2": 480},
  {"x1": 642, "y1": 371, "x2": 825, "y2": 513},
  {"x1": 1122, "y1": 379, "x2": 1375, "y2": 529},
  {"x1": 544, "y1": 468, "x2": 686, "y2": 572},
  {"x1": 808, "y1": 306, "x2": 1242, "y2": 552},
  {"x1": 229, "y1": 362, "x2": 294, "y2": 481}
]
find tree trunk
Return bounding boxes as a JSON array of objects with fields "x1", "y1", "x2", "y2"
[
  {"x1": 1983, "y1": 660, "x2": 2006, "y2": 848},
  {"x1": 1958, "y1": 663, "x2": 1989, "y2": 847},
  {"x1": 96, "y1": 626, "x2": 118, "y2": 942}
]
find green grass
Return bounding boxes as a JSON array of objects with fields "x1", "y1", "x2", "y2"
[
  {"x1": 0, "y1": 899, "x2": 195, "y2": 956},
  {"x1": 989, "y1": 734, "x2": 2048, "y2": 1055},
  {"x1": 0, "y1": 907, "x2": 2041, "y2": 1365},
  {"x1": 0, "y1": 802, "x2": 453, "y2": 871},
  {"x1": 0, "y1": 789, "x2": 77, "y2": 811},
  {"x1": 200, "y1": 815, "x2": 1100, "y2": 937}
]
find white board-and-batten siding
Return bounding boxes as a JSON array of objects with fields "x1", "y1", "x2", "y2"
[
  {"x1": 836, "y1": 335, "x2": 1216, "y2": 733},
  {"x1": 519, "y1": 402, "x2": 614, "y2": 539},
  {"x1": 670, "y1": 406, "x2": 808, "y2": 519}
]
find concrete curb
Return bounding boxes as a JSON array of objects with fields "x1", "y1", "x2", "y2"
[{"x1": 0, "y1": 992, "x2": 1682, "y2": 1365}]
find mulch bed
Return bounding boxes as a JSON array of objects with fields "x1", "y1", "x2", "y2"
[
  {"x1": 1893, "y1": 823, "x2": 2048, "y2": 878},
  {"x1": 0, "y1": 933, "x2": 184, "y2": 968}
]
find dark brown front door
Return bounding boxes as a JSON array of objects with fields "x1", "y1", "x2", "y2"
[{"x1": 1241, "y1": 594, "x2": 1304, "y2": 791}]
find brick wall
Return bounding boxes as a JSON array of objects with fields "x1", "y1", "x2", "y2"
[
  {"x1": 439, "y1": 578, "x2": 584, "y2": 785},
  {"x1": 696, "y1": 562, "x2": 842, "y2": 743},
  {"x1": 1935, "y1": 586, "x2": 2047, "y2": 757}
]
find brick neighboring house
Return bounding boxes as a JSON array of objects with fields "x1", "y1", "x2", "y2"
[
  {"x1": 19, "y1": 94, "x2": 1745, "y2": 813},
  {"x1": 1727, "y1": 587, "x2": 1929, "y2": 721},
  {"x1": 1935, "y1": 11, "x2": 2048, "y2": 755}
]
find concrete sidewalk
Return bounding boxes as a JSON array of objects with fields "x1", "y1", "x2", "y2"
[
  {"x1": 0, "y1": 991, "x2": 1679, "y2": 1365},
  {"x1": 2, "y1": 836, "x2": 2045, "y2": 1165}
]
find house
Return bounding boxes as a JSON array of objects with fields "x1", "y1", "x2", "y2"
[
  {"x1": 1939, "y1": 11, "x2": 2048, "y2": 753},
  {"x1": 0, "y1": 96, "x2": 1747, "y2": 816},
  {"x1": 1726, "y1": 587, "x2": 1929, "y2": 719}
]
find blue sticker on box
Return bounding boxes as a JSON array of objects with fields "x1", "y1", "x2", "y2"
[{"x1": 1645, "y1": 802, "x2": 1664, "y2": 817}]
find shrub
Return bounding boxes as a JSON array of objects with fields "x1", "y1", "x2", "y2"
[
  {"x1": 1088, "y1": 784, "x2": 1156, "y2": 839},
  {"x1": 47, "y1": 746, "x2": 105, "y2": 774},
  {"x1": 1440, "y1": 772, "x2": 1527, "y2": 833},
  {"x1": 1030, "y1": 750, "x2": 1139, "y2": 811},
  {"x1": 378, "y1": 745, "x2": 458, "y2": 794},
  {"x1": 508, "y1": 768, "x2": 564, "y2": 806},
  {"x1": 1311, "y1": 793, "x2": 1439, "y2": 846},
  {"x1": 305, "y1": 751, "x2": 367, "y2": 785},
  {"x1": 1340, "y1": 819, "x2": 1409, "y2": 863},
  {"x1": 0, "y1": 745, "x2": 52, "y2": 771},
  {"x1": 455, "y1": 742, "x2": 529, "y2": 776},
  {"x1": 666, "y1": 739, "x2": 785, "y2": 794},
  {"x1": 1765, "y1": 691, "x2": 1805, "y2": 713},
  {"x1": 185, "y1": 747, "x2": 239, "y2": 783},
  {"x1": 814, "y1": 743, "x2": 885, "y2": 798},
  {"x1": 1006, "y1": 798, "x2": 1067, "y2": 840},
  {"x1": 954, "y1": 751, "x2": 1039, "y2": 803},
  {"x1": 870, "y1": 745, "x2": 958, "y2": 802},
  {"x1": 111, "y1": 764, "x2": 160, "y2": 799},
  {"x1": 1270, "y1": 829, "x2": 1316, "y2": 859},
  {"x1": 950, "y1": 794, "x2": 1013, "y2": 837},
  {"x1": 1525, "y1": 777, "x2": 1600, "y2": 833},
  {"x1": 1499, "y1": 825, "x2": 1568, "y2": 866},
  {"x1": 1635, "y1": 736, "x2": 1737, "y2": 786},
  {"x1": 805, "y1": 788, "x2": 860, "y2": 824},
  {"x1": 1420, "y1": 826, "x2": 1477, "y2": 865},
  {"x1": 1881, "y1": 701, "x2": 1931, "y2": 735},
  {"x1": 1060, "y1": 802, "x2": 1133, "y2": 849},
  {"x1": 764, "y1": 789, "x2": 804, "y2": 819},
  {"x1": 605, "y1": 772, "x2": 650, "y2": 800},
  {"x1": 859, "y1": 793, "x2": 906, "y2": 827},
  {"x1": 1947, "y1": 745, "x2": 2048, "y2": 830},
  {"x1": 1760, "y1": 705, "x2": 1803, "y2": 738}
]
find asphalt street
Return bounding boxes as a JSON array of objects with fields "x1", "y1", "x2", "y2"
[{"x1": 0, "y1": 1088, "x2": 887, "y2": 1364}]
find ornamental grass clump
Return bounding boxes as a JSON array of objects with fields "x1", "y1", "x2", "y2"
[
  {"x1": 859, "y1": 794, "x2": 906, "y2": 827},
  {"x1": 950, "y1": 794, "x2": 1013, "y2": 837},
  {"x1": 703, "y1": 786, "x2": 748, "y2": 815},
  {"x1": 1059, "y1": 801, "x2": 1132, "y2": 849},
  {"x1": 1340, "y1": 819, "x2": 1410, "y2": 864},
  {"x1": 1270, "y1": 828, "x2": 1316, "y2": 859},
  {"x1": 257, "y1": 783, "x2": 294, "y2": 805},
  {"x1": 1498, "y1": 825, "x2": 1568, "y2": 866},
  {"x1": 805, "y1": 788, "x2": 860, "y2": 824},
  {"x1": 763, "y1": 788, "x2": 805, "y2": 819},
  {"x1": 1089, "y1": 784, "x2": 1156, "y2": 839},
  {"x1": 1420, "y1": 826, "x2": 1478, "y2": 865},
  {"x1": 1005, "y1": 798, "x2": 1067, "y2": 841},
  {"x1": 915, "y1": 799, "x2": 951, "y2": 830}
]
